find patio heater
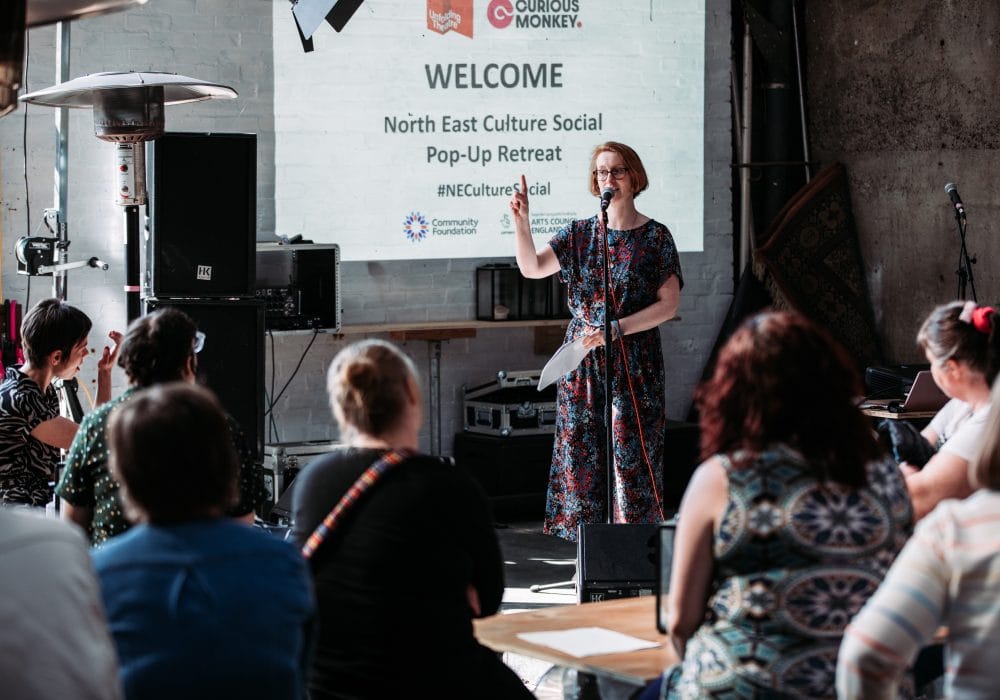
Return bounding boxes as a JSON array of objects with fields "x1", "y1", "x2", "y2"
[{"x1": 20, "y1": 71, "x2": 236, "y2": 321}]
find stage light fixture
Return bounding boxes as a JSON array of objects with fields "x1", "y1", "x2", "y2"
[{"x1": 290, "y1": 0, "x2": 363, "y2": 52}]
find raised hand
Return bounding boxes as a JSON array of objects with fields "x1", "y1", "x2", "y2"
[
  {"x1": 509, "y1": 174, "x2": 530, "y2": 225},
  {"x1": 97, "y1": 330, "x2": 124, "y2": 373}
]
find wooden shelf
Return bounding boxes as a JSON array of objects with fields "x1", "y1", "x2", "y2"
[{"x1": 338, "y1": 318, "x2": 570, "y2": 340}]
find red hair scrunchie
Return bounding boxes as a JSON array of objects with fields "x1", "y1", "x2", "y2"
[{"x1": 971, "y1": 306, "x2": 995, "y2": 334}]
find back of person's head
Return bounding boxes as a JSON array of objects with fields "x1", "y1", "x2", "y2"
[
  {"x1": 117, "y1": 308, "x2": 198, "y2": 388},
  {"x1": 588, "y1": 141, "x2": 649, "y2": 198},
  {"x1": 696, "y1": 310, "x2": 878, "y2": 488},
  {"x1": 20, "y1": 298, "x2": 92, "y2": 368},
  {"x1": 327, "y1": 339, "x2": 418, "y2": 439},
  {"x1": 917, "y1": 300, "x2": 1000, "y2": 384},
  {"x1": 109, "y1": 383, "x2": 237, "y2": 524},
  {"x1": 971, "y1": 380, "x2": 1000, "y2": 490}
]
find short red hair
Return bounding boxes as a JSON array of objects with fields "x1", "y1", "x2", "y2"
[{"x1": 588, "y1": 141, "x2": 649, "y2": 198}]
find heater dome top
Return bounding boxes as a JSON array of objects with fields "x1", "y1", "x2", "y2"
[{"x1": 20, "y1": 71, "x2": 237, "y2": 108}]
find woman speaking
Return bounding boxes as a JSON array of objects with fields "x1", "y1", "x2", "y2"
[{"x1": 511, "y1": 141, "x2": 682, "y2": 541}]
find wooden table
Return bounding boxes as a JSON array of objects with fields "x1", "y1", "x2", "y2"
[
  {"x1": 860, "y1": 399, "x2": 937, "y2": 421},
  {"x1": 474, "y1": 596, "x2": 677, "y2": 686}
]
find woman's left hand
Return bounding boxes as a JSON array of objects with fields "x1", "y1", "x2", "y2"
[
  {"x1": 582, "y1": 328, "x2": 609, "y2": 349},
  {"x1": 97, "y1": 330, "x2": 124, "y2": 373}
]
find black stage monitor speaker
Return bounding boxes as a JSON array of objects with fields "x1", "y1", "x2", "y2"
[
  {"x1": 577, "y1": 523, "x2": 659, "y2": 603},
  {"x1": 147, "y1": 132, "x2": 256, "y2": 298},
  {"x1": 143, "y1": 298, "x2": 265, "y2": 461}
]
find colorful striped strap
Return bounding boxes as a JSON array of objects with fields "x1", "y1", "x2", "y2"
[{"x1": 301, "y1": 449, "x2": 411, "y2": 560}]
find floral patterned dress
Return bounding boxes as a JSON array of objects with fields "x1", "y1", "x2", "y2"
[
  {"x1": 664, "y1": 446, "x2": 913, "y2": 698},
  {"x1": 545, "y1": 216, "x2": 683, "y2": 541}
]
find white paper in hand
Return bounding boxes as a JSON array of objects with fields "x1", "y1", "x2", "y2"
[{"x1": 538, "y1": 337, "x2": 591, "y2": 390}]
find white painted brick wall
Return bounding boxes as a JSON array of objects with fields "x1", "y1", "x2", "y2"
[{"x1": 1, "y1": 0, "x2": 732, "y2": 455}]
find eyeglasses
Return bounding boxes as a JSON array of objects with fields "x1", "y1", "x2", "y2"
[
  {"x1": 594, "y1": 167, "x2": 629, "y2": 181},
  {"x1": 193, "y1": 330, "x2": 206, "y2": 354}
]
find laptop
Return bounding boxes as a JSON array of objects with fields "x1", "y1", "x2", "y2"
[{"x1": 892, "y1": 370, "x2": 948, "y2": 413}]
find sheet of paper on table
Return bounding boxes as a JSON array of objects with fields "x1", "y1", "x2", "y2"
[{"x1": 517, "y1": 627, "x2": 662, "y2": 658}]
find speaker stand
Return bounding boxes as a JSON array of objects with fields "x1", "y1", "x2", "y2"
[{"x1": 528, "y1": 579, "x2": 575, "y2": 593}]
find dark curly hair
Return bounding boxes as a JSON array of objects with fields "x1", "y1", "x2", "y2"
[
  {"x1": 117, "y1": 308, "x2": 198, "y2": 388},
  {"x1": 695, "y1": 310, "x2": 880, "y2": 488}
]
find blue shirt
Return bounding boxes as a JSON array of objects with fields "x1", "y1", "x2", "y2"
[{"x1": 93, "y1": 519, "x2": 315, "y2": 700}]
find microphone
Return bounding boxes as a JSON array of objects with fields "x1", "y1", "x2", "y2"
[
  {"x1": 600, "y1": 187, "x2": 614, "y2": 211},
  {"x1": 945, "y1": 182, "x2": 966, "y2": 221}
]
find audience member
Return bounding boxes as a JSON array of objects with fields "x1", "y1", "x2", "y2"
[
  {"x1": 93, "y1": 383, "x2": 315, "y2": 700},
  {"x1": 56, "y1": 308, "x2": 267, "y2": 544},
  {"x1": 902, "y1": 300, "x2": 998, "y2": 519},
  {"x1": 0, "y1": 508, "x2": 122, "y2": 699},
  {"x1": 837, "y1": 378, "x2": 1000, "y2": 699},
  {"x1": 0, "y1": 298, "x2": 118, "y2": 506},
  {"x1": 290, "y1": 339, "x2": 533, "y2": 699},
  {"x1": 644, "y1": 311, "x2": 912, "y2": 699}
]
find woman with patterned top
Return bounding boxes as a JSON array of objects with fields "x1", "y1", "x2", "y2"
[
  {"x1": 901, "y1": 301, "x2": 999, "y2": 520},
  {"x1": 56, "y1": 308, "x2": 267, "y2": 544},
  {"x1": 510, "y1": 142, "x2": 683, "y2": 541},
  {"x1": 642, "y1": 311, "x2": 912, "y2": 699},
  {"x1": 0, "y1": 298, "x2": 119, "y2": 506}
]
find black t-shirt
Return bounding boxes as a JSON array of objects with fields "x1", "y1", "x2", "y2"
[{"x1": 290, "y1": 447, "x2": 508, "y2": 699}]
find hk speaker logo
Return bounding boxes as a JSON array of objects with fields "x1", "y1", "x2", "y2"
[{"x1": 428, "y1": 0, "x2": 473, "y2": 38}]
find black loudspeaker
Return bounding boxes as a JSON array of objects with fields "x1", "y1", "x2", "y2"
[
  {"x1": 453, "y1": 432, "x2": 553, "y2": 521},
  {"x1": 143, "y1": 298, "x2": 265, "y2": 461},
  {"x1": 577, "y1": 523, "x2": 659, "y2": 603},
  {"x1": 146, "y1": 132, "x2": 256, "y2": 298},
  {"x1": 663, "y1": 421, "x2": 701, "y2": 517}
]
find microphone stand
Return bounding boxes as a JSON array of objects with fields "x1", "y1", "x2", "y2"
[
  {"x1": 599, "y1": 202, "x2": 615, "y2": 525},
  {"x1": 952, "y1": 209, "x2": 977, "y2": 302}
]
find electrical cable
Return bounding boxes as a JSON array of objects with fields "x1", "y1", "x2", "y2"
[
  {"x1": 603, "y1": 221, "x2": 665, "y2": 521},
  {"x1": 265, "y1": 330, "x2": 280, "y2": 442},
  {"x1": 266, "y1": 329, "x2": 319, "y2": 442},
  {"x1": 270, "y1": 329, "x2": 319, "y2": 408}
]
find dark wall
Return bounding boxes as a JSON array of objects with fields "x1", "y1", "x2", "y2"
[{"x1": 804, "y1": 1, "x2": 1000, "y2": 362}]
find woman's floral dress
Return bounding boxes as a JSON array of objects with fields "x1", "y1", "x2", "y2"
[{"x1": 545, "y1": 216, "x2": 682, "y2": 541}]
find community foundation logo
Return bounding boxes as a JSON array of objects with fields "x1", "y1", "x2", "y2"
[
  {"x1": 403, "y1": 212, "x2": 429, "y2": 243},
  {"x1": 427, "y1": 0, "x2": 474, "y2": 38},
  {"x1": 487, "y1": 0, "x2": 581, "y2": 29}
]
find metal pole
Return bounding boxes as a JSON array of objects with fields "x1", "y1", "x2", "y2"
[
  {"x1": 118, "y1": 142, "x2": 146, "y2": 322},
  {"x1": 52, "y1": 22, "x2": 70, "y2": 301},
  {"x1": 791, "y1": 0, "x2": 811, "y2": 184},
  {"x1": 739, "y1": 14, "x2": 754, "y2": 266},
  {"x1": 428, "y1": 340, "x2": 442, "y2": 455}
]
